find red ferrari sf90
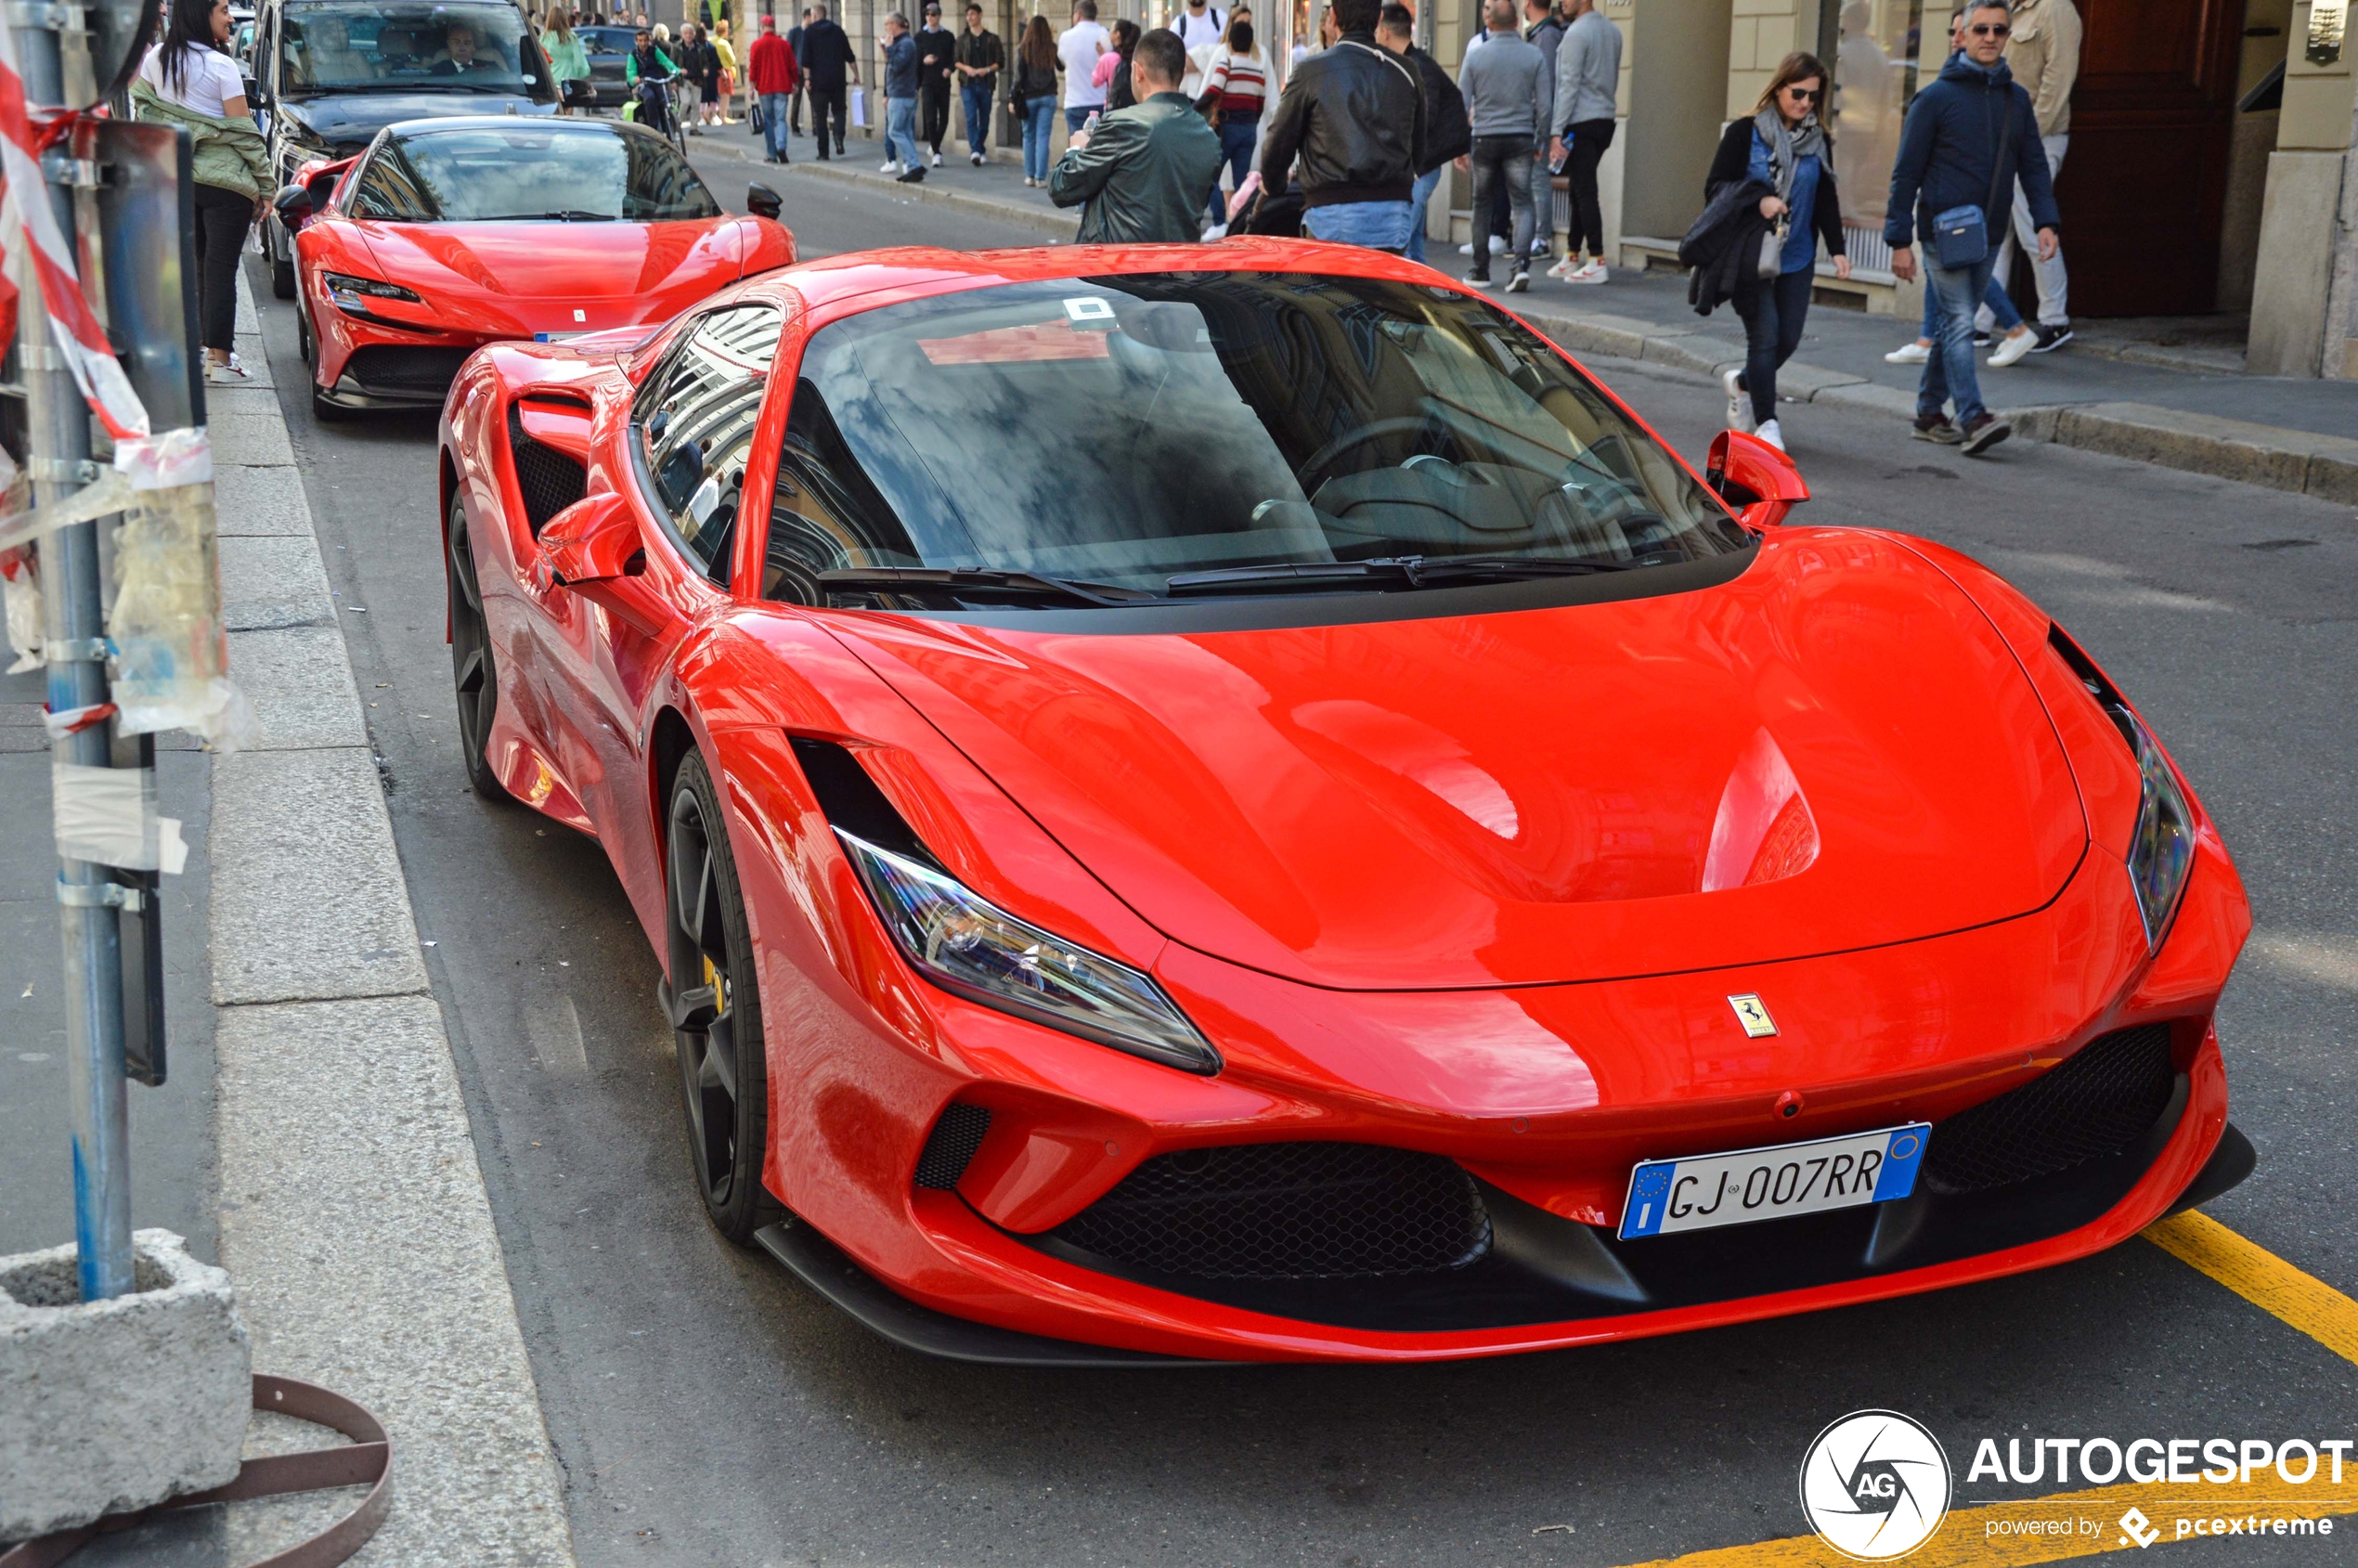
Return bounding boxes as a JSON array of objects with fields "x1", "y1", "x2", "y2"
[
  {"x1": 436, "y1": 242, "x2": 2252, "y2": 1365},
  {"x1": 279, "y1": 116, "x2": 793, "y2": 421}
]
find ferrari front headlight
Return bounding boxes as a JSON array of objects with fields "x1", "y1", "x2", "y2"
[
  {"x1": 321, "y1": 271, "x2": 423, "y2": 308},
  {"x1": 836, "y1": 829, "x2": 1220, "y2": 1074},
  {"x1": 2124, "y1": 713, "x2": 2195, "y2": 951}
]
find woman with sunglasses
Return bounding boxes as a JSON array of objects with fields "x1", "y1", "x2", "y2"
[{"x1": 1704, "y1": 52, "x2": 1849, "y2": 451}]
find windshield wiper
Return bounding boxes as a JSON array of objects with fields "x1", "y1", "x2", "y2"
[
  {"x1": 1164, "y1": 554, "x2": 1634, "y2": 597},
  {"x1": 541, "y1": 210, "x2": 618, "y2": 221},
  {"x1": 815, "y1": 567, "x2": 1161, "y2": 609}
]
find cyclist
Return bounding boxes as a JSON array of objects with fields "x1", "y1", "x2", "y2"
[{"x1": 625, "y1": 25, "x2": 679, "y2": 134}]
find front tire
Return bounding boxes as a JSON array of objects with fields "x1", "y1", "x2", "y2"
[
  {"x1": 295, "y1": 295, "x2": 313, "y2": 364},
  {"x1": 446, "y1": 495, "x2": 511, "y2": 801},
  {"x1": 666, "y1": 750, "x2": 780, "y2": 1245}
]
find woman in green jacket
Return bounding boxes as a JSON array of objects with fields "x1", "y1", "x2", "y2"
[
  {"x1": 133, "y1": 0, "x2": 271, "y2": 384},
  {"x1": 542, "y1": 9, "x2": 591, "y2": 108}
]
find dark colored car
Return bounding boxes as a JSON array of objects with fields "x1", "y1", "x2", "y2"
[
  {"x1": 579, "y1": 25, "x2": 638, "y2": 110},
  {"x1": 250, "y1": 0, "x2": 559, "y2": 298}
]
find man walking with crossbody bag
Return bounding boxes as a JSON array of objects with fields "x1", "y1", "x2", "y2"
[{"x1": 1885, "y1": 0, "x2": 2058, "y2": 456}]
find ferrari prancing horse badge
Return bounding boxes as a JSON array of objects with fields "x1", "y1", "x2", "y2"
[{"x1": 1727, "y1": 994, "x2": 1778, "y2": 1038}]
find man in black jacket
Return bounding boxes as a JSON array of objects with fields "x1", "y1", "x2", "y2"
[
  {"x1": 914, "y1": 3, "x2": 956, "y2": 165},
  {"x1": 1257, "y1": 0, "x2": 1426, "y2": 251},
  {"x1": 1375, "y1": 4, "x2": 1466, "y2": 265},
  {"x1": 800, "y1": 3, "x2": 858, "y2": 159}
]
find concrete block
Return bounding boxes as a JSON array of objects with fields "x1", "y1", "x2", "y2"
[
  {"x1": 1813, "y1": 379, "x2": 1923, "y2": 420},
  {"x1": 1519, "y1": 305, "x2": 1663, "y2": 363},
  {"x1": 2247, "y1": 150, "x2": 2343, "y2": 377},
  {"x1": 2053, "y1": 402, "x2": 2313, "y2": 494},
  {"x1": 209, "y1": 746, "x2": 429, "y2": 1005},
  {"x1": 2303, "y1": 448, "x2": 2358, "y2": 505},
  {"x1": 1772, "y1": 362, "x2": 1868, "y2": 399},
  {"x1": 218, "y1": 534, "x2": 334, "y2": 633},
  {"x1": 214, "y1": 463, "x2": 314, "y2": 538},
  {"x1": 226, "y1": 626, "x2": 369, "y2": 751},
  {"x1": 0, "y1": 1230, "x2": 248, "y2": 1541},
  {"x1": 208, "y1": 409, "x2": 296, "y2": 467}
]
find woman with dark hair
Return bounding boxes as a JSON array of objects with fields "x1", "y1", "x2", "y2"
[
  {"x1": 1011, "y1": 16, "x2": 1060, "y2": 186},
  {"x1": 1705, "y1": 51, "x2": 1850, "y2": 451},
  {"x1": 132, "y1": 0, "x2": 269, "y2": 384},
  {"x1": 1101, "y1": 18, "x2": 1140, "y2": 110}
]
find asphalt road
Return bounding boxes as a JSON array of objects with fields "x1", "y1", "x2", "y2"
[{"x1": 248, "y1": 143, "x2": 2358, "y2": 1567}]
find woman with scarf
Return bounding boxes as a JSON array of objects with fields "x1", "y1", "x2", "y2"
[{"x1": 1706, "y1": 53, "x2": 1849, "y2": 451}]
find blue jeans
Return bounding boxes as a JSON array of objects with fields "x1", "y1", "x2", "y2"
[
  {"x1": 1302, "y1": 198, "x2": 1415, "y2": 252},
  {"x1": 759, "y1": 91, "x2": 790, "y2": 159},
  {"x1": 1921, "y1": 253, "x2": 1998, "y2": 427},
  {"x1": 887, "y1": 95, "x2": 920, "y2": 167},
  {"x1": 961, "y1": 81, "x2": 992, "y2": 158},
  {"x1": 1066, "y1": 104, "x2": 1097, "y2": 134},
  {"x1": 1735, "y1": 266, "x2": 1813, "y2": 427},
  {"x1": 1921, "y1": 264, "x2": 2021, "y2": 336},
  {"x1": 1209, "y1": 116, "x2": 1257, "y2": 224},
  {"x1": 1405, "y1": 164, "x2": 1444, "y2": 264},
  {"x1": 1022, "y1": 97, "x2": 1056, "y2": 180}
]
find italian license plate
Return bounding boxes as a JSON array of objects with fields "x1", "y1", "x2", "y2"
[{"x1": 1617, "y1": 1122, "x2": 1930, "y2": 1240}]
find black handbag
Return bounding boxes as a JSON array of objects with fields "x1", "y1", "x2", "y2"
[{"x1": 1927, "y1": 97, "x2": 2015, "y2": 270}]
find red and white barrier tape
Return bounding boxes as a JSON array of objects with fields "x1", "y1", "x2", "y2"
[{"x1": 0, "y1": 20, "x2": 149, "y2": 441}]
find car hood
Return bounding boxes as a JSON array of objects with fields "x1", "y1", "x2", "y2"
[
  {"x1": 344, "y1": 217, "x2": 752, "y2": 330},
  {"x1": 278, "y1": 92, "x2": 555, "y2": 147},
  {"x1": 825, "y1": 529, "x2": 2090, "y2": 991}
]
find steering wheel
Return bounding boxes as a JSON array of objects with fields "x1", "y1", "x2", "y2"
[{"x1": 1290, "y1": 417, "x2": 1439, "y2": 496}]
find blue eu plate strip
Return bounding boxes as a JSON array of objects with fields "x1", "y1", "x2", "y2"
[{"x1": 1872, "y1": 1124, "x2": 1929, "y2": 1202}]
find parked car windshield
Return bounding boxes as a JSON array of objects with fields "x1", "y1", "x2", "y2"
[
  {"x1": 279, "y1": 1, "x2": 552, "y2": 97},
  {"x1": 349, "y1": 123, "x2": 721, "y2": 221},
  {"x1": 765, "y1": 273, "x2": 1749, "y2": 606},
  {"x1": 579, "y1": 24, "x2": 637, "y2": 54}
]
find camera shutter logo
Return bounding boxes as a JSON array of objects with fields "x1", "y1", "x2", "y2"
[{"x1": 1798, "y1": 1409, "x2": 1952, "y2": 1560}]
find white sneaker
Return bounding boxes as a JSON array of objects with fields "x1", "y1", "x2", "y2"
[
  {"x1": 1566, "y1": 261, "x2": 1607, "y2": 285},
  {"x1": 971, "y1": 151, "x2": 984, "y2": 165},
  {"x1": 882, "y1": 160, "x2": 900, "y2": 173},
  {"x1": 1201, "y1": 222, "x2": 1228, "y2": 240},
  {"x1": 1547, "y1": 255, "x2": 1577, "y2": 279},
  {"x1": 1754, "y1": 418, "x2": 1785, "y2": 451},
  {"x1": 203, "y1": 358, "x2": 251, "y2": 385},
  {"x1": 1722, "y1": 368, "x2": 1753, "y2": 433},
  {"x1": 1885, "y1": 340, "x2": 1931, "y2": 365},
  {"x1": 1987, "y1": 328, "x2": 2036, "y2": 368},
  {"x1": 1488, "y1": 235, "x2": 1508, "y2": 254},
  {"x1": 931, "y1": 151, "x2": 942, "y2": 166},
  {"x1": 1458, "y1": 240, "x2": 1476, "y2": 256}
]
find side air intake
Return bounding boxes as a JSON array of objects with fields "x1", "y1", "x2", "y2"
[{"x1": 914, "y1": 1104, "x2": 992, "y2": 1189}]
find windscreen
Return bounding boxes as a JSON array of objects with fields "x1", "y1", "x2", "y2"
[
  {"x1": 580, "y1": 25, "x2": 638, "y2": 53},
  {"x1": 766, "y1": 273, "x2": 1749, "y2": 605},
  {"x1": 355, "y1": 124, "x2": 722, "y2": 220},
  {"x1": 279, "y1": 2, "x2": 552, "y2": 96}
]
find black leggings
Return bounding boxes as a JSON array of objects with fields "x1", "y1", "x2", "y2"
[
  {"x1": 1734, "y1": 266, "x2": 1813, "y2": 426},
  {"x1": 1561, "y1": 115, "x2": 1613, "y2": 258},
  {"x1": 193, "y1": 182, "x2": 253, "y2": 354}
]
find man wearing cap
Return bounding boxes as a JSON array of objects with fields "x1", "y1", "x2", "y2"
[{"x1": 915, "y1": 1, "x2": 958, "y2": 166}]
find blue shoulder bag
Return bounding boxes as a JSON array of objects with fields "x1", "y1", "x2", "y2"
[{"x1": 1927, "y1": 91, "x2": 2015, "y2": 270}]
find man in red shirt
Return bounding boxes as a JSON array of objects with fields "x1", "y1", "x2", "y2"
[{"x1": 748, "y1": 16, "x2": 801, "y2": 163}]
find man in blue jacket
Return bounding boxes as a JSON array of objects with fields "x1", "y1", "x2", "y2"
[{"x1": 1885, "y1": 0, "x2": 2057, "y2": 456}]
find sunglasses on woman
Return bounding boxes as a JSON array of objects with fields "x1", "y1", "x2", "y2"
[{"x1": 1782, "y1": 85, "x2": 1820, "y2": 100}]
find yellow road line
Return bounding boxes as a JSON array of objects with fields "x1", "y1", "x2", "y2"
[
  {"x1": 2140, "y1": 1210, "x2": 2358, "y2": 1367},
  {"x1": 1616, "y1": 1478, "x2": 2358, "y2": 1567},
  {"x1": 1611, "y1": 1216, "x2": 2358, "y2": 1566}
]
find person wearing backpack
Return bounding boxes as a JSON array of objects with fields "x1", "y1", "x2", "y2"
[
  {"x1": 1885, "y1": 0, "x2": 2057, "y2": 456},
  {"x1": 1375, "y1": 4, "x2": 1465, "y2": 265}
]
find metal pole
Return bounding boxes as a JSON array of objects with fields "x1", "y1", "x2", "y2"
[{"x1": 17, "y1": 14, "x2": 134, "y2": 1302}]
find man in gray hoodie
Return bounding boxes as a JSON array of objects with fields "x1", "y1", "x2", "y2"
[
  {"x1": 1456, "y1": 0, "x2": 1550, "y2": 290},
  {"x1": 1547, "y1": 0, "x2": 1620, "y2": 281}
]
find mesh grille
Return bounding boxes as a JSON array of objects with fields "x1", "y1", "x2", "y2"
[
  {"x1": 913, "y1": 1104, "x2": 991, "y2": 1190},
  {"x1": 346, "y1": 346, "x2": 473, "y2": 395},
  {"x1": 1924, "y1": 1024, "x2": 2177, "y2": 1195},
  {"x1": 1052, "y1": 1143, "x2": 1492, "y2": 1281},
  {"x1": 506, "y1": 406, "x2": 587, "y2": 536}
]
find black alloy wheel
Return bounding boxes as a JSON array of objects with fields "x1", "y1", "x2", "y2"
[
  {"x1": 295, "y1": 294, "x2": 312, "y2": 364},
  {"x1": 445, "y1": 495, "x2": 510, "y2": 801},
  {"x1": 270, "y1": 222, "x2": 297, "y2": 299},
  {"x1": 666, "y1": 750, "x2": 781, "y2": 1244}
]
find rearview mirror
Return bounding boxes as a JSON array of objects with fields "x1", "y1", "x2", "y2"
[
  {"x1": 746, "y1": 181, "x2": 783, "y2": 221},
  {"x1": 538, "y1": 491, "x2": 642, "y2": 585},
  {"x1": 271, "y1": 181, "x2": 313, "y2": 229},
  {"x1": 1705, "y1": 430, "x2": 1810, "y2": 528}
]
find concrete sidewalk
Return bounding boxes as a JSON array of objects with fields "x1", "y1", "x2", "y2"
[
  {"x1": 765, "y1": 149, "x2": 2358, "y2": 503},
  {"x1": 201, "y1": 269, "x2": 577, "y2": 1566}
]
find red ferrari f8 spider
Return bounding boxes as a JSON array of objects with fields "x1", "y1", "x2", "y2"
[
  {"x1": 437, "y1": 241, "x2": 2253, "y2": 1365},
  {"x1": 280, "y1": 116, "x2": 793, "y2": 421}
]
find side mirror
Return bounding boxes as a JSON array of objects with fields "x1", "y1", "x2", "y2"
[
  {"x1": 272, "y1": 181, "x2": 314, "y2": 229},
  {"x1": 562, "y1": 75, "x2": 595, "y2": 106},
  {"x1": 1705, "y1": 429, "x2": 1810, "y2": 528},
  {"x1": 746, "y1": 181, "x2": 783, "y2": 221},
  {"x1": 538, "y1": 491, "x2": 642, "y2": 585}
]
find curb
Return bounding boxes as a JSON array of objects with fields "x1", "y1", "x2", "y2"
[
  {"x1": 761, "y1": 162, "x2": 2355, "y2": 501},
  {"x1": 209, "y1": 270, "x2": 578, "y2": 1567}
]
